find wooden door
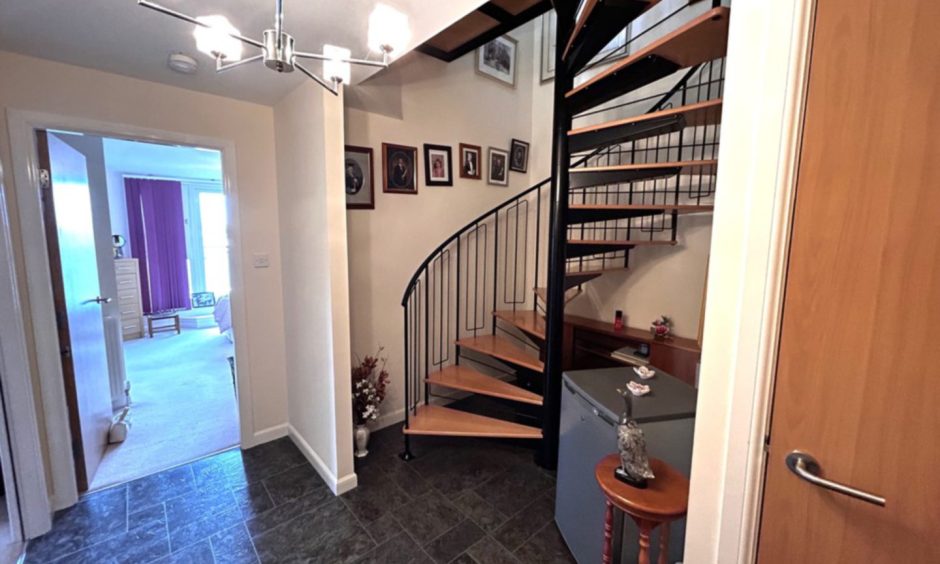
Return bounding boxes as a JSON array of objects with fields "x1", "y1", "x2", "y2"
[
  {"x1": 756, "y1": 1, "x2": 940, "y2": 561},
  {"x1": 37, "y1": 131, "x2": 113, "y2": 492}
]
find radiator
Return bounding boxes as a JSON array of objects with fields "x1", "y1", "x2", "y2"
[{"x1": 104, "y1": 314, "x2": 128, "y2": 410}]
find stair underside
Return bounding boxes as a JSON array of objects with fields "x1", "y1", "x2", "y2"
[
  {"x1": 568, "y1": 99, "x2": 723, "y2": 153},
  {"x1": 569, "y1": 159, "x2": 718, "y2": 190},
  {"x1": 427, "y1": 365, "x2": 543, "y2": 406},
  {"x1": 567, "y1": 203, "x2": 715, "y2": 224},
  {"x1": 565, "y1": 7, "x2": 731, "y2": 114},
  {"x1": 535, "y1": 286, "x2": 583, "y2": 305},
  {"x1": 563, "y1": 0, "x2": 660, "y2": 73},
  {"x1": 404, "y1": 405, "x2": 542, "y2": 439},
  {"x1": 494, "y1": 309, "x2": 546, "y2": 340},
  {"x1": 566, "y1": 239, "x2": 676, "y2": 259},
  {"x1": 456, "y1": 335, "x2": 544, "y2": 372}
]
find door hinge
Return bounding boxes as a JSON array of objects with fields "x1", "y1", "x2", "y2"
[
  {"x1": 763, "y1": 434, "x2": 771, "y2": 453},
  {"x1": 39, "y1": 168, "x2": 51, "y2": 190}
]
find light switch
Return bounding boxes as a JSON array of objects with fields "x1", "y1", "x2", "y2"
[{"x1": 252, "y1": 253, "x2": 271, "y2": 268}]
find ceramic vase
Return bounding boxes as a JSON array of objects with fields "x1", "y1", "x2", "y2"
[{"x1": 354, "y1": 424, "x2": 370, "y2": 458}]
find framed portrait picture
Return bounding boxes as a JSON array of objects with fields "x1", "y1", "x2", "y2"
[
  {"x1": 382, "y1": 142, "x2": 418, "y2": 194},
  {"x1": 509, "y1": 139, "x2": 529, "y2": 173},
  {"x1": 540, "y1": 11, "x2": 556, "y2": 83},
  {"x1": 487, "y1": 147, "x2": 510, "y2": 186},
  {"x1": 344, "y1": 145, "x2": 375, "y2": 209},
  {"x1": 423, "y1": 144, "x2": 453, "y2": 186},
  {"x1": 458, "y1": 143, "x2": 482, "y2": 180},
  {"x1": 476, "y1": 35, "x2": 517, "y2": 87}
]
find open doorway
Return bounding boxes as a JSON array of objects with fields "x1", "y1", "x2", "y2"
[{"x1": 38, "y1": 129, "x2": 239, "y2": 492}]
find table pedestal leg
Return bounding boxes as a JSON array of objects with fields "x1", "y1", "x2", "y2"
[
  {"x1": 658, "y1": 522, "x2": 670, "y2": 564},
  {"x1": 637, "y1": 519, "x2": 653, "y2": 564},
  {"x1": 603, "y1": 500, "x2": 614, "y2": 564}
]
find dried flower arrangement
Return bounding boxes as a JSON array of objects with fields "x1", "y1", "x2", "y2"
[{"x1": 352, "y1": 348, "x2": 390, "y2": 425}]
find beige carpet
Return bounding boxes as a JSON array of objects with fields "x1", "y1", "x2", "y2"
[{"x1": 89, "y1": 327, "x2": 239, "y2": 491}]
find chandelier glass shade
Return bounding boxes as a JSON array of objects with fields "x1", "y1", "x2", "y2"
[{"x1": 137, "y1": 0, "x2": 409, "y2": 95}]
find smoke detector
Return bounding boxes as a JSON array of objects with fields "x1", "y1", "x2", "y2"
[{"x1": 167, "y1": 52, "x2": 199, "y2": 74}]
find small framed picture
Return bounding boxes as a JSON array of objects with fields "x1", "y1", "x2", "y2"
[
  {"x1": 423, "y1": 144, "x2": 453, "y2": 187},
  {"x1": 192, "y1": 292, "x2": 216, "y2": 308},
  {"x1": 458, "y1": 143, "x2": 482, "y2": 180},
  {"x1": 344, "y1": 145, "x2": 374, "y2": 209},
  {"x1": 509, "y1": 139, "x2": 529, "y2": 173},
  {"x1": 382, "y1": 142, "x2": 418, "y2": 195},
  {"x1": 476, "y1": 35, "x2": 517, "y2": 88},
  {"x1": 488, "y1": 147, "x2": 510, "y2": 186}
]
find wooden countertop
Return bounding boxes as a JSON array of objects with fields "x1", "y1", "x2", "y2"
[{"x1": 565, "y1": 314, "x2": 701, "y2": 353}]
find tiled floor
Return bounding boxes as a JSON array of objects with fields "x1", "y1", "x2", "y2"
[{"x1": 25, "y1": 426, "x2": 575, "y2": 563}]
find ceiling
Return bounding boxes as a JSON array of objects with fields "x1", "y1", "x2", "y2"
[
  {"x1": 0, "y1": 0, "x2": 486, "y2": 106},
  {"x1": 101, "y1": 137, "x2": 223, "y2": 182}
]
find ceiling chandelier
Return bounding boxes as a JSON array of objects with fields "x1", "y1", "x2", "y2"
[{"x1": 137, "y1": 0, "x2": 410, "y2": 95}]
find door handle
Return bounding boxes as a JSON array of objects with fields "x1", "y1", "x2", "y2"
[
  {"x1": 785, "y1": 451, "x2": 886, "y2": 507},
  {"x1": 91, "y1": 296, "x2": 112, "y2": 304}
]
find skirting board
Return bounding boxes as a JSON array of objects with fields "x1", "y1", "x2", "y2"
[
  {"x1": 244, "y1": 423, "x2": 288, "y2": 449},
  {"x1": 287, "y1": 425, "x2": 358, "y2": 495}
]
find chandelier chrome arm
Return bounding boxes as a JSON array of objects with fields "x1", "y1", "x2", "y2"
[
  {"x1": 294, "y1": 50, "x2": 390, "y2": 68},
  {"x1": 216, "y1": 54, "x2": 264, "y2": 73},
  {"x1": 137, "y1": 0, "x2": 264, "y2": 49},
  {"x1": 294, "y1": 61, "x2": 339, "y2": 96}
]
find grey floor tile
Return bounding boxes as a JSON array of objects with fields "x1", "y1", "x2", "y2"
[
  {"x1": 451, "y1": 491, "x2": 508, "y2": 535},
  {"x1": 169, "y1": 506, "x2": 244, "y2": 553},
  {"x1": 128, "y1": 465, "x2": 197, "y2": 509},
  {"x1": 354, "y1": 532, "x2": 432, "y2": 564},
  {"x1": 211, "y1": 522, "x2": 259, "y2": 564},
  {"x1": 165, "y1": 487, "x2": 238, "y2": 533},
  {"x1": 422, "y1": 519, "x2": 485, "y2": 564},
  {"x1": 26, "y1": 486, "x2": 129, "y2": 562},
  {"x1": 61, "y1": 518, "x2": 170, "y2": 564},
  {"x1": 361, "y1": 512, "x2": 403, "y2": 545},
  {"x1": 465, "y1": 536, "x2": 520, "y2": 564},
  {"x1": 261, "y1": 462, "x2": 330, "y2": 506},
  {"x1": 513, "y1": 522, "x2": 576, "y2": 564},
  {"x1": 152, "y1": 540, "x2": 214, "y2": 564},
  {"x1": 393, "y1": 490, "x2": 463, "y2": 545},
  {"x1": 232, "y1": 481, "x2": 275, "y2": 519},
  {"x1": 252, "y1": 498, "x2": 375, "y2": 564},
  {"x1": 244, "y1": 489, "x2": 334, "y2": 539},
  {"x1": 128, "y1": 503, "x2": 167, "y2": 531},
  {"x1": 474, "y1": 464, "x2": 554, "y2": 517},
  {"x1": 491, "y1": 494, "x2": 555, "y2": 553},
  {"x1": 341, "y1": 473, "x2": 411, "y2": 524}
]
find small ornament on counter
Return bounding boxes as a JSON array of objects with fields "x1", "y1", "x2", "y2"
[
  {"x1": 650, "y1": 315, "x2": 672, "y2": 340},
  {"x1": 614, "y1": 310, "x2": 624, "y2": 331},
  {"x1": 624, "y1": 381, "x2": 650, "y2": 396},
  {"x1": 615, "y1": 392, "x2": 655, "y2": 488},
  {"x1": 633, "y1": 366, "x2": 656, "y2": 380}
]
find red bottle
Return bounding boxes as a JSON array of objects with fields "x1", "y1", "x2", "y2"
[{"x1": 614, "y1": 310, "x2": 624, "y2": 331}]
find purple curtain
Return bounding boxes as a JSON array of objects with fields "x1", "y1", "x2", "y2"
[{"x1": 125, "y1": 178, "x2": 191, "y2": 313}]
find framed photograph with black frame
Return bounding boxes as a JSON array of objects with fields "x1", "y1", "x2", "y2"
[
  {"x1": 344, "y1": 145, "x2": 375, "y2": 209},
  {"x1": 423, "y1": 144, "x2": 453, "y2": 186},
  {"x1": 476, "y1": 35, "x2": 518, "y2": 87},
  {"x1": 509, "y1": 139, "x2": 529, "y2": 173},
  {"x1": 382, "y1": 142, "x2": 418, "y2": 194},
  {"x1": 487, "y1": 147, "x2": 510, "y2": 186},
  {"x1": 459, "y1": 143, "x2": 482, "y2": 180}
]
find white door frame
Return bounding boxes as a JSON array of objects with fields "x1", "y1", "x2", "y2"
[
  {"x1": 5, "y1": 109, "x2": 256, "y2": 520},
  {"x1": 0, "y1": 159, "x2": 52, "y2": 541},
  {"x1": 683, "y1": 0, "x2": 816, "y2": 562}
]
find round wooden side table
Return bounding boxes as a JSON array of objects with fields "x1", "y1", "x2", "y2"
[{"x1": 595, "y1": 454, "x2": 689, "y2": 564}]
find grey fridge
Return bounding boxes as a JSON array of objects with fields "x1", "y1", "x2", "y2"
[{"x1": 554, "y1": 366, "x2": 697, "y2": 564}]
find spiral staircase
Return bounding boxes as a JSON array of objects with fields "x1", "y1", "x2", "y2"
[{"x1": 400, "y1": 1, "x2": 728, "y2": 466}]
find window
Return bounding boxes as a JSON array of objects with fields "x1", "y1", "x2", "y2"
[{"x1": 198, "y1": 191, "x2": 230, "y2": 296}]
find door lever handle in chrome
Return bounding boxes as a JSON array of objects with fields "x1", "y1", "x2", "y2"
[
  {"x1": 91, "y1": 296, "x2": 112, "y2": 304},
  {"x1": 785, "y1": 451, "x2": 886, "y2": 507}
]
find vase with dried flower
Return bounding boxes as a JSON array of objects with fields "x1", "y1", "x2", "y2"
[{"x1": 351, "y1": 348, "x2": 390, "y2": 458}]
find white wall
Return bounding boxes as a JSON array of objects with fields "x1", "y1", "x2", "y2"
[
  {"x1": 275, "y1": 82, "x2": 356, "y2": 494},
  {"x1": 344, "y1": 21, "x2": 542, "y2": 429},
  {"x1": 0, "y1": 50, "x2": 290, "y2": 507}
]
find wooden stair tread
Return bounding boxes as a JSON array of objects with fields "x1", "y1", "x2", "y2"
[
  {"x1": 563, "y1": 0, "x2": 661, "y2": 72},
  {"x1": 569, "y1": 99, "x2": 723, "y2": 137},
  {"x1": 456, "y1": 335, "x2": 544, "y2": 372},
  {"x1": 566, "y1": 7, "x2": 731, "y2": 105},
  {"x1": 567, "y1": 239, "x2": 678, "y2": 246},
  {"x1": 570, "y1": 159, "x2": 717, "y2": 174},
  {"x1": 494, "y1": 309, "x2": 546, "y2": 339},
  {"x1": 427, "y1": 365, "x2": 543, "y2": 406},
  {"x1": 569, "y1": 204, "x2": 714, "y2": 212},
  {"x1": 404, "y1": 405, "x2": 542, "y2": 439}
]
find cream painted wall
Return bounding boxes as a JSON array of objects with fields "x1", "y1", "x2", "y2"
[
  {"x1": 0, "y1": 51, "x2": 290, "y2": 502},
  {"x1": 344, "y1": 22, "x2": 542, "y2": 428},
  {"x1": 275, "y1": 82, "x2": 355, "y2": 493}
]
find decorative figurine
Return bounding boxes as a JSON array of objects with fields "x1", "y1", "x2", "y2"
[
  {"x1": 614, "y1": 390, "x2": 655, "y2": 488},
  {"x1": 650, "y1": 315, "x2": 672, "y2": 340}
]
